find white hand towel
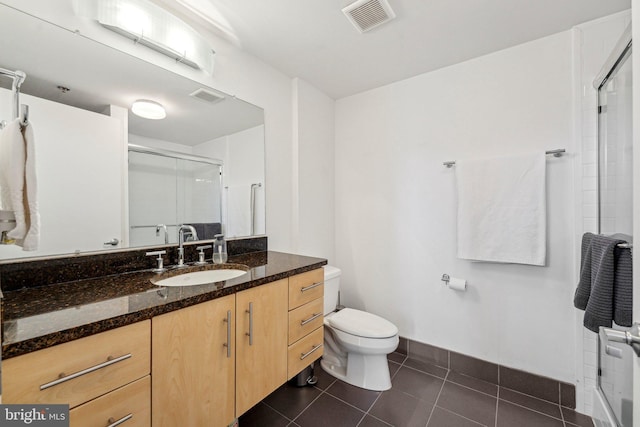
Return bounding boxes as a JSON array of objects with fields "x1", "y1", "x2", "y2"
[
  {"x1": 0, "y1": 119, "x2": 27, "y2": 238},
  {"x1": 21, "y1": 122, "x2": 39, "y2": 251},
  {"x1": 455, "y1": 152, "x2": 546, "y2": 266},
  {"x1": 0, "y1": 119, "x2": 39, "y2": 250}
]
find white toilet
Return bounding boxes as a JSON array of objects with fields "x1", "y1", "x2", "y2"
[{"x1": 321, "y1": 266, "x2": 399, "y2": 391}]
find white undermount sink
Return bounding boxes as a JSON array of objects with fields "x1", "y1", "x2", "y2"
[{"x1": 152, "y1": 268, "x2": 248, "y2": 287}]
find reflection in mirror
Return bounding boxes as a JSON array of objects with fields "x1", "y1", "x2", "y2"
[
  {"x1": 128, "y1": 146, "x2": 223, "y2": 246},
  {"x1": 0, "y1": 3, "x2": 265, "y2": 261}
]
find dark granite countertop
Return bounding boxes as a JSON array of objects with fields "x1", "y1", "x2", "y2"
[{"x1": 1, "y1": 251, "x2": 327, "y2": 359}]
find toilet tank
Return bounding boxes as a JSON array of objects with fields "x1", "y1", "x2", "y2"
[{"x1": 323, "y1": 266, "x2": 341, "y2": 315}]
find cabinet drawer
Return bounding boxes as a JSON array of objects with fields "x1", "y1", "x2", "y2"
[
  {"x1": 288, "y1": 298, "x2": 323, "y2": 345},
  {"x1": 289, "y1": 269, "x2": 324, "y2": 310},
  {"x1": 287, "y1": 326, "x2": 323, "y2": 380},
  {"x1": 4, "y1": 320, "x2": 150, "y2": 408},
  {"x1": 70, "y1": 376, "x2": 150, "y2": 427}
]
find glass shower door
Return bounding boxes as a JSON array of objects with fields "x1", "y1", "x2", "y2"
[
  {"x1": 597, "y1": 45, "x2": 633, "y2": 236},
  {"x1": 595, "y1": 32, "x2": 633, "y2": 427}
]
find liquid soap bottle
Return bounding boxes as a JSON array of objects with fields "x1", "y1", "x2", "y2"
[{"x1": 213, "y1": 234, "x2": 228, "y2": 264}]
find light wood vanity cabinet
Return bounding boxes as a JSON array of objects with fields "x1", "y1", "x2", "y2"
[
  {"x1": 287, "y1": 268, "x2": 324, "y2": 379},
  {"x1": 3, "y1": 320, "x2": 151, "y2": 426},
  {"x1": 152, "y1": 294, "x2": 235, "y2": 427},
  {"x1": 235, "y1": 279, "x2": 289, "y2": 415},
  {"x1": 3, "y1": 267, "x2": 325, "y2": 427}
]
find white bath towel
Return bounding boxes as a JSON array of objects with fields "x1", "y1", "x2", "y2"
[
  {"x1": 0, "y1": 119, "x2": 39, "y2": 250},
  {"x1": 455, "y1": 152, "x2": 546, "y2": 266}
]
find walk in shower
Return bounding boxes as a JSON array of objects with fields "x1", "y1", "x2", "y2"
[
  {"x1": 593, "y1": 25, "x2": 633, "y2": 427},
  {"x1": 128, "y1": 145, "x2": 223, "y2": 247}
]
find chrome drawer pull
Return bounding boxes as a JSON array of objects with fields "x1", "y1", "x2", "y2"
[
  {"x1": 108, "y1": 414, "x2": 133, "y2": 427},
  {"x1": 223, "y1": 310, "x2": 232, "y2": 358},
  {"x1": 40, "y1": 353, "x2": 132, "y2": 391},
  {"x1": 300, "y1": 313, "x2": 322, "y2": 326},
  {"x1": 300, "y1": 344, "x2": 322, "y2": 360},
  {"x1": 246, "y1": 302, "x2": 254, "y2": 346},
  {"x1": 300, "y1": 281, "x2": 323, "y2": 292}
]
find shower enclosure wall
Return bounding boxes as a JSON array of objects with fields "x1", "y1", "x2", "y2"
[
  {"x1": 592, "y1": 25, "x2": 633, "y2": 427},
  {"x1": 128, "y1": 146, "x2": 223, "y2": 247}
]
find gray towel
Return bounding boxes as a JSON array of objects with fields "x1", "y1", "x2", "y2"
[
  {"x1": 613, "y1": 244, "x2": 633, "y2": 327},
  {"x1": 574, "y1": 233, "x2": 633, "y2": 332}
]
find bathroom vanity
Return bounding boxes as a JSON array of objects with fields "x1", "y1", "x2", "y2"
[{"x1": 1, "y1": 247, "x2": 326, "y2": 427}]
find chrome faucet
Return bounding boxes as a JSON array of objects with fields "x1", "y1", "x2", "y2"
[
  {"x1": 155, "y1": 224, "x2": 169, "y2": 244},
  {"x1": 177, "y1": 225, "x2": 198, "y2": 267}
]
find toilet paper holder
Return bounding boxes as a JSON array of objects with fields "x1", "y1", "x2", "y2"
[{"x1": 441, "y1": 274, "x2": 450, "y2": 284}]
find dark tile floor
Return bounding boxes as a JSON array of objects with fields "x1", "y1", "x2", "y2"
[{"x1": 239, "y1": 352, "x2": 594, "y2": 427}]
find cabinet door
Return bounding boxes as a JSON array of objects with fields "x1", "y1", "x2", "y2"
[
  {"x1": 152, "y1": 295, "x2": 235, "y2": 427},
  {"x1": 236, "y1": 279, "x2": 288, "y2": 416}
]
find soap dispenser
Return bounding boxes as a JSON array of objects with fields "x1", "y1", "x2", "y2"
[{"x1": 213, "y1": 234, "x2": 228, "y2": 264}]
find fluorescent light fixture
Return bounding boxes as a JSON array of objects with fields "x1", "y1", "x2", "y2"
[
  {"x1": 75, "y1": 0, "x2": 215, "y2": 73},
  {"x1": 131, "y1": 100, "x2": 166, "y2": 119}
]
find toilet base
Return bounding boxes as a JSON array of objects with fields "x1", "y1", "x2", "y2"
[{"x1": 321, "y1": 352, "x2": 392, "y2": 391}]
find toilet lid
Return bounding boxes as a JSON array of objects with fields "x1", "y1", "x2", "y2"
[{"x1": 326, "y1": 308, "x2": 398, "y2": 339}]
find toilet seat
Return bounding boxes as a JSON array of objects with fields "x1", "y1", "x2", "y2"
[{"x1": 325, "y1": 308, "x2": 398, "y2": 339}]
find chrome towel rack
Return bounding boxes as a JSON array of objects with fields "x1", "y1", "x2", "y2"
[
  {"x1": 0, "y1": 67, "x2": 28, "y2": 129},
  {"x1": 443, "y1": 148, "x2": 566, "y2": 168}
]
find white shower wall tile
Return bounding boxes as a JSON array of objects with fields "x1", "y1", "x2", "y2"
[
  {"x1": 582, "y1": 204, "x2": 597, "y2": 219},
  {"x1": 582, "y1": 176, "x2": 598, "y2": 191},
  {"x1": 582, "y1": 164, "x2": 597, "y2": 177}
]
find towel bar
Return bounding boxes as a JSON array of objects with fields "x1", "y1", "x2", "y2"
[{"x1": 443, "y1": 149, "x2": 566, "y2": 168}]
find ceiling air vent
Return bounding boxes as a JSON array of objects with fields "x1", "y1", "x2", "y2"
[
  {"x1": 189, "y1": 88, "x2": 225, "y2": 105},
  {"x1": 342, "y1": 0, "x2": 396, "y2": 33}
]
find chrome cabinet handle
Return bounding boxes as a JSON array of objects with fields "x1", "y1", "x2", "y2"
[
  {"x1": 300, "y1": 313, "x2": 322, "y2": 326},
  {"x1": 223, "y1": 310, "x2": 232, "y2": 358},
  {"x1": 107, "y1": 414, "x2": 133, "y2": 427},
  {"x1": 40, "y1": 354, "x2": 132, "y2": 391},
  {"x1": 300, "y1": 344, "x2": 322, "y2": 360},
  {"x1": 300, "y1": 281, "x2": 323, "y2": 292},
  {"x1": 246, "y1": 302, "x2": 254, "y2": 346}
]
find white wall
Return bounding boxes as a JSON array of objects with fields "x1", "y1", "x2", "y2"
[
  {"x1": 292, "y1": 78, "x2": 336, "y2": 263},
  {"x1": 194, "y1": 125, "x2": 266, "y2": 237},
  {"x1": 335, "y1": 32, "x2": 577, "y2": 382}
]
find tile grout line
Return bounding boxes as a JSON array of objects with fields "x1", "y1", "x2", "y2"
[
  {"x1": 499, "y1": 386, "x2": 566, "y2": 419},
  {"x1": 497, "y1": 396, "x2": 567, "y2": 422},
  {"x1": 288, "y1": 386, "x2": 328, "y2": 424},
  {"x1": 435, "y1": 405, "x2": 487, "y2": 427},
  {"x1": 495, "y1": 385, "x2": 500, "y2": 427},
  {"x1": 444, "y1": 375, "x2": 499, "y2": 399},
  {"x1": 260, "y1": 401, "x2": 296, "y2": 423},
  {"x1": 425, "y1": 368, "x2": 449, "y2": 426}
]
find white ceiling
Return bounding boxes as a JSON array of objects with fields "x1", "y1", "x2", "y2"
[{"x1": 165, "y1": 0, "x2": 631, "y2": 99}]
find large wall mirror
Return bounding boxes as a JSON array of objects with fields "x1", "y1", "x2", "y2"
[{"x1": 0, "y1": 3, "x2": 265, "y2": 261}]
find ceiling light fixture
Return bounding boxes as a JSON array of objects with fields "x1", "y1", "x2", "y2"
[
  {"x1": 75, "y1": 0, "x2": 215, "y2": 73},
  {"x1": 131, "y1": 100, "x2": 166, "y2": 120}
]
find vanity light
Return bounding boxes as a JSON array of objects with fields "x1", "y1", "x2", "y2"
[
  {"x1": 75, "y1": 0, "x2": 215, "y2": 73},
  {"x1": 131, "y1": 100, "x2": 166, "y2": 120}
]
